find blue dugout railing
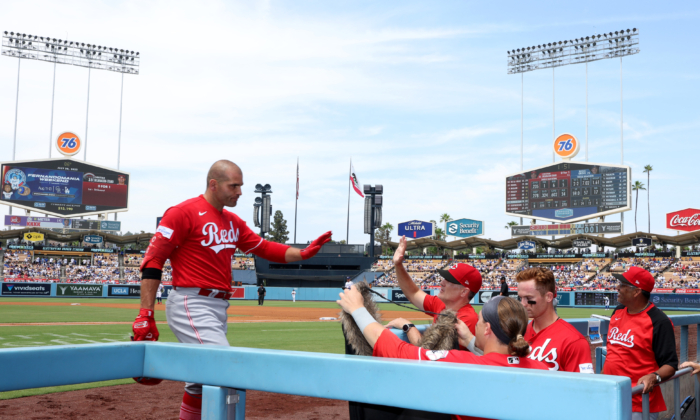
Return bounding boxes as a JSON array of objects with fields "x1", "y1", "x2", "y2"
[{"x1": 0, "y1": 314, "x2": 698, "y2": 420}]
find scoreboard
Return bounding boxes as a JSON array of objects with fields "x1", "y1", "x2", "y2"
[
  {"x1": 0, "y1": 158, "x2": 129, "y2": 217},
  {"x1": 575, "y1": 291, "x2": 618, "y2": 306},
  {"x1": 511, "y1": 222, "x2": 623, "y2": 237},
  {"x1": 506, "y1": 162, "x2": 630, "y2": 223}
]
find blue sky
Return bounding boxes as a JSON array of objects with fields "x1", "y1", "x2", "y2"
[{"x1": 0, "y1": 1, "x2": 698, "y2": 244}]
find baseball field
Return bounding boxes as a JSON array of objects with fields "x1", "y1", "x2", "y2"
[{"x1": 0, "y1": 297, "x2": 698, "y2": 417}]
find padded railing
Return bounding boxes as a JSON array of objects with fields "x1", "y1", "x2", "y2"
[
  {"x1": 1, "y1": 341, "x2": 630, "y2": 420},
  {"x1": 2, "y1": 313, "x2": 699, "y2": 420}
]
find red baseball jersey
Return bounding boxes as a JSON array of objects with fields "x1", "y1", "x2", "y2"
[
  {"x1": 147, "y1": 195, "x2": 264, "y2": 291},
  {"x1": 374, "y1": 330, "x2": 548, "y2": 420},
  {"x1": 524, "y1": 318, "x2": 593, "y2": 373},
  {"x1": 423, "y1": 294, "x2": 478, "y2": 334},
  {"x1": 603, "y1": 304, "x2": 678, "y2": 413}
]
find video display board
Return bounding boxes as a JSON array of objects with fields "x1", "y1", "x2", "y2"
[
  {"x1": 506, "y1": 162, "x2": 630, "y2": 223},
  {"x1": 0, "y1": 158, "x2": 129, "y2": 217},
  {"x1": 575, "y1": 291, "x2": 618, "y2": 306}
]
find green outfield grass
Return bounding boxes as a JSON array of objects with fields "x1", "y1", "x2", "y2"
[{"x1": 0, "y1": 298, "x2": 697, "y2": 400}]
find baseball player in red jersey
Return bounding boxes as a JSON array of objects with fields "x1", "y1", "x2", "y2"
[
  {"x1": 515, "y1": 267, "x2": 593, "y2": 373},
  {"x1": 390, "y1": 236, "x2": 481, "y2": 346},
  {"x1": 337, "y1": 289, "x2": 547, "y2": 420},
  {"x1": 604, "y1": 267, "x2": 677, "y2": 420},
  {"x1": 131, "y1": 160, "x2": 332, "y2": 420}
]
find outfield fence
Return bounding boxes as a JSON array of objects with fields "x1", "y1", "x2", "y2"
[{"x1": 1, "y1": 314, "x2": 699, "y2": 419}]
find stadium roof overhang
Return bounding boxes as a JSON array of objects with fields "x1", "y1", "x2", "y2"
[
  {"x1": 0, "y1": 227, "x2": 153, "y2": 245},
  {"x1": 385, "y1": 231, "x2": 700, "y2": 251}
]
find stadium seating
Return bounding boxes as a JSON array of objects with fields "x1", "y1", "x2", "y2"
[{"x1": 232, "y1": 256, "x2": 254, "y2": 270}]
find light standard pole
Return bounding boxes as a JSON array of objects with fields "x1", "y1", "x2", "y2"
[
  {"x1": 507, "y1": 29, "x2": 639, "y2": 231},
  {"x1": 2, "y1": 31, "x2": 140, "y2": 224}
]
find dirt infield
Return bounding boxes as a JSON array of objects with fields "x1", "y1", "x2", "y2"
[
  {"x1": 0, "y1": 381, "x2": 350, "y2": 420},
  {"x1": 0, "y1": 301, "x2": 432, "y2": 325}
]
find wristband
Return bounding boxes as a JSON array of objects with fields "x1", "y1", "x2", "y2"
[
  {"x1": 139, "y1": 308, "x2": 154, "y2": 318},
  {"x1": 467, "y1": 337, "x2": 484, "y2": 356},
  {"x1": 350, "y1": 307, "x2": 379, "y2": 333}
]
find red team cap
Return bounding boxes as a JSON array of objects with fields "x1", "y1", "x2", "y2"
[
  {"x1": 612, "y1": 266, "x2": 655, "y2": 292},
  {"x1": 437, "y1": 263, "x2": 482, "y2": 293}
]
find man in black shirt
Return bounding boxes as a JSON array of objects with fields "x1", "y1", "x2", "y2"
[
  {"x1": 499, "y1": 276, "x2": 509, "y2": 297},
  {"x1": 257, "y1": 285, "x2": 266, "y2": 305}
]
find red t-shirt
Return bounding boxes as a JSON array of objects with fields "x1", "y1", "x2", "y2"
[
  {"x1": 374, "y1": 330, "x2": 548, "y2": 420},
  {"x1": 148, "y1": 195, "x2": 264, "y2": 291},
  {"x1": 524, "y1": 318, "x2": 593, "y2": 373},
  {"x1": 603, "y1": 304, "x2": 678, "y2": 413},
  {"x1": 423, "y1": 294, "x2": 478, "y2": 334}
]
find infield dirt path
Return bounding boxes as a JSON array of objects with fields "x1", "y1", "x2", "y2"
[{"x1": 0, "y1": 301, "x2": 432, "y2": 325}]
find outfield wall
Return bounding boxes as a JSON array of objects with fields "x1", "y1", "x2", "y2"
[{"x1": 2, "y1": 282, "x2": 699, "y2": 310}]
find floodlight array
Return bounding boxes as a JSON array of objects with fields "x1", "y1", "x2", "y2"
[
  {"x1": 1, "y1": 31, "x2": 139, "y2": 74},
  {"x1": 507, "y1": 29, "x2": 639, "y2": 74}
]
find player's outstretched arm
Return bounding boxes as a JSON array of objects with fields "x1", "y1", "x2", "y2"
[
  {"x1": 337, "y1": 285, "x2": 383, "y2": 347},
  {"x1": 284, "y1": 231, "x2": 332, "y2": 262},
  {"x1": 393, "y1": 236, "x2": 427, "y2": 310}
]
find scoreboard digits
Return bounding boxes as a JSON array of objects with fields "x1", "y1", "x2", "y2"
[{"x1": 506, "y1": 162, "x2": 630, "y2": 223}]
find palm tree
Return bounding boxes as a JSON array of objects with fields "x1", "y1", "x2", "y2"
[
  {"x1": 643, "y1": 165, "x2": 653, "y2": 233},
  {"x1": 440, "y1": 213, "x2": 451, "y2": 225},
  {"x1": 505, "y1": 221, "x2": 518, "y2": 229},
  {"x1": 632, "y1": 181, "x2": 646, "y2": 232}
]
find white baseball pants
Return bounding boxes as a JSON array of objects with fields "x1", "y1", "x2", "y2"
[{"x1": 166, "y1": 287, "x2": 230, "y2": 395}]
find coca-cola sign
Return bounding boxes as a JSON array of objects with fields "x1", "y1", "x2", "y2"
[{"x1": 667, "y1": 208, "x2": 700, "y2": 232}]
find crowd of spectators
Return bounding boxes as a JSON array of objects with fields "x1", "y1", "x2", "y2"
[{"x1": 232, "y1": 256, "x2": 254, "y2": 270}]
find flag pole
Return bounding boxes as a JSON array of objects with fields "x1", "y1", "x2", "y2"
[
  {"x1": 294, "y1": 157, "x2": 298, "y2": 244},
  {"x1": 346, "y1": 158, "x2": 351, "y2": 244}
]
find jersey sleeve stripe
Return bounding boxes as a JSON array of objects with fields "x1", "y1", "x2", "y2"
[{"x1": 243, "y1": 238, "x2": 264, "y2": 254}]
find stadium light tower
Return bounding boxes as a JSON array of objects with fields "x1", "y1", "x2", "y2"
[
  {"x1": 1, "y1": 31, "x2": 140, "y2": 165},
  {"x1": 507, "y1": 28, "x2": 639, "y2": 229},
  {"x1": 253, "y1": 184, "x2": 273, "y2": 237}
]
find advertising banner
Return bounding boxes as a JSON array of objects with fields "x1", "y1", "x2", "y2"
[
  {"x1": 108, "y1": 285, "x2": 141, "y2": 297},
  {"x1": 24, "y1": 232, "x2": 45, "y2": 242},
  {"x1": 518, "y1": 240, "x2": 536, "y2": 250},
  {"x1": 397, "y1": 220, "x2": 435, "y2": 240},
  {"x1": 445, "y1": 218, "x2": 484, "y2": 238},
  {"x1": 56, "y1": 284, "x2": 103, "y2": 297},
  {"x1": 8, "y1": 245, "x2": 115, "y2": 253},
  {"x1": 506, "y1": 253, "x2": 607, "y2": 259},
  {"x1": 617, "y1": 252, "x2": 673, "y2": 258},
  {"x1": 666, "y1": 209, "x2": 700, "y2": 232},
  {"x1": 632, "y1": 237, "x2": 652, "y2": 247},
  {"x1": 84, "y1": 235, "x2": 104, "y2": 244},
  {"x1": 5, "y1": 215, "x2": 65, "y2": 228},
  {"x1": 511, "y1": 222, "x2": 623, "y2": 237},
  {"x1": 4, "y1": 215, "x2": 121, "y2": 231},
  {"x1": 391, "y1": 289, "x2": 411, "y2": 302},
  {"x1": 651, "y1": 293, "x2": 700, "y2": 309},
  {"x1": 100, "y1": 221, "x2": 121, "y2": 231},
  {"x1": 572, "y1": 239, "x2": 593, "y2": 248},
  {"x1": 1, "y1": 283, "x2": 51, "y2": 296}
]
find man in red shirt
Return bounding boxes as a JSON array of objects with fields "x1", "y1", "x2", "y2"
[
  {"x1": 515, "y1": 267, "x2": 593, "y2": 373},
  {"x1": 131, "y1": 160, "x2": 332, "y2": 420},
  {"x1": 390, "y1": 236, "x2": 481, "y2": 346},
  {"x1": 604, "y1": 267, "x2": 677, "y2": 420},
  {"x1": 337, "y1": 286, "x2": 548, "y2": 420}
]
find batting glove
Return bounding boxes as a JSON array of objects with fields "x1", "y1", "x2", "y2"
[
  {"x1": 300, "y1": 231, "x2": 332, "y2": 260},
  {"x1": 132, "y1": 308, "x2": 159, "y2": 341}
]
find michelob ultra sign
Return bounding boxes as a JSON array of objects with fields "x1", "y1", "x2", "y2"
[
  {"x1": 397, "y1": 220, "x2": 435, "y2": 239},
  {"x1": 445, "y1": 218, "x2": 484, "y2": 238}
]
